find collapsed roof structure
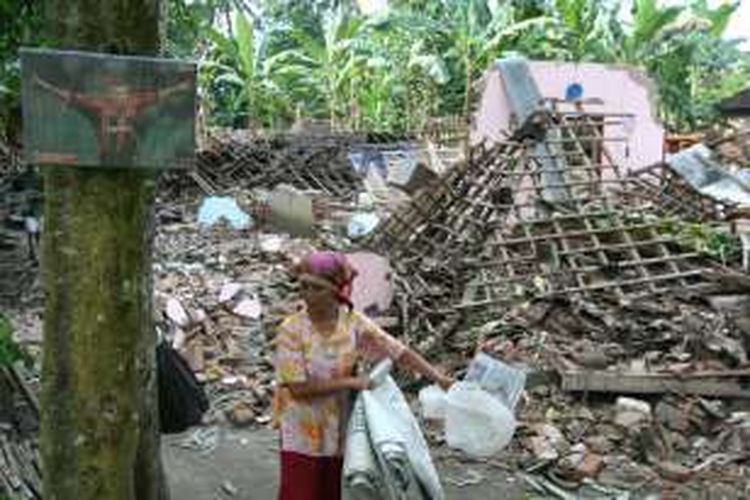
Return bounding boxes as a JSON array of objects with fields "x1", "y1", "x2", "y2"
[{"x1": 366, "y1": 58, "x2": 713, "y2": 350}]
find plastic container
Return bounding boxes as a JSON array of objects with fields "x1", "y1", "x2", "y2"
[
  {"x1": 464, "y1": 352, "x2": 526, "y2": 410},
  {"x1": 444, "y1": 382, "x2": 516, "y2": 457},
  {"x1": 418, "y1": 385, "x2": 447, "y2": 420}
]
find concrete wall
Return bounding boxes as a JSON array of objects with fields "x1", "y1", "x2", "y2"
[{"x1": 472, "y1": 61, "x2": 665, "y2": 172}]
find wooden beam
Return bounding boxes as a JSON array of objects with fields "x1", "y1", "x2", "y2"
[{"x1": 560, "y1": 369, "x2": 750, "y2": 398}]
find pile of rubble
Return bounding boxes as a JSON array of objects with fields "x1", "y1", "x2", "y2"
[
  {"x1": 161, "y1": 128, "x2": 424, "y2": 201},
  {"x1": 710, "y1": 118, "x2": 750, "y2": 169},
  {"x1": 5, "y1": 73, "x2": 750, "y2": 497},
  {"x1": 0, "y1": 365, "x2": 41, "y2": 499},
  {"x1": 0, "y1": 146, "x2": 40, "y2": 309},
  {"x1": 139, "y1": 95, "x2": 750, "y2": 496},
  {"x1": 359, "y1": 66, "x2": 750, "y2": 494},
  {"x1": 463, "y1": 290, "x2": 750, "y2": 496},
  {"x1": 0, "y1": 143, "x2": 22, "y2": 179},
  {"x1": 367, "y1": 121, "x2": 712, "y2": 349},
  {"x1": 152, "y1": 208, "x2": 320, "y2": 425}
]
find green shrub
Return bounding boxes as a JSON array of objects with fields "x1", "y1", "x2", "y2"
[{"x1": 0, "y1": 313, "x2": 26, "y2": 367}]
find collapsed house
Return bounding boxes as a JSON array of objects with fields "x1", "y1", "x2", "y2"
[
  {"x1": 472, "y1": 59, "x2": 665, "y2": 172},
  {"x1": 367, "y1": 58, "x2": 710, "y2": 346},
  {"x1": 362, "y1": 59, "x2": 750, "y2": 494},
  {"x1": 4, "y1": 58, "x2": 750, "y2": 497}
]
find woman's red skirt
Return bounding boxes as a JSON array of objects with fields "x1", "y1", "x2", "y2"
[{"x1": 278, "y1": 451, "x2": 344, "y2": 500}]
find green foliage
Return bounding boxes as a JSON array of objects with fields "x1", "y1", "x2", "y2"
[
  {"x1": 684, "y1": 224, "x2": 740, "y2": 264},
  {"x1": 182, "y1": 0, "x2": 748, "y2": 134},
  {"x1": 691, "y1": 0, "x2": 739, "y2": 38},
  {"x1": 658, "y1": 217, "x2": 741, "y2": 265},
  {"x1": 0, "y1": 0, "x2": 43, "y2": 144},
  {"x1": 649, "y1": 31, "x2": 748, "y2": 130},
  {"x1": 1, "y1": 0, "x2": 747, "y2": 135},
  {"x1": 0, "y1": 313, "x2": 28, "y2": 367},
  {"x1": 551, "y1": 0, "x2": 618, "y2": 62},
  {"x1": 166, "y1": 0, "x2": 228, "y2": 57}
]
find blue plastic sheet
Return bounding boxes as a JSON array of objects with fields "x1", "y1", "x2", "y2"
[
  {"x1": 347, "y1": 213, "x2": 380, "y2": 239},
  {"x1": 197, "y1": 196, "x2": 252, "y2": 230}
]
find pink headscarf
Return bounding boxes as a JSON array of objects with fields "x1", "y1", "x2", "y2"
[{"x1": 294, "y1": 251, "x2": 358, "y2": 309}]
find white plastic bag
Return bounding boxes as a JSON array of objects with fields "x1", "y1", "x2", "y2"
[
  {"x1": 418, "y1": 385, "x2": 447, "y2": 420},
  {"x1": 444, "y1": 382, "x2": 516, "y2": 457},
  {"x1": 464, "y1": 353, "x2": 526, "y2": 410}
]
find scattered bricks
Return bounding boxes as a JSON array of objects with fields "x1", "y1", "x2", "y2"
[
  {"x1": 654, "y1": 399, "x2": 690, "y2": 433},
  {"x1": 530, "y1": 436, "x2": 559, "y2": 461},
  {"x1": 573, "y1": 452, "x2": 605, "y2": 480},
  {"x1": 584, "y1": 435, "x2": 615, "y2": 455}
]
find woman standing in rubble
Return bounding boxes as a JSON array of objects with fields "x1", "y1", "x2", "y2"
[{"x1": 273, "y1": 251, "x2": 453, "y2": 500}]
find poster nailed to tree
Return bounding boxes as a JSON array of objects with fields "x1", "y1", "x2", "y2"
[{"x1": 21, "y1": 48, "x2": 196, "y2": 169}]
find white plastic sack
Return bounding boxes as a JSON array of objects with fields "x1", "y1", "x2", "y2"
[
  {"x1": 418, "y1": 385, "x2": 447, "y2": 420},
  {"x1": 343, "y1": 397, "x2": 383, "y2": 500},
  {"x1": 343, "y1": 375, "x2": 444, "y2": 500},
  {"x1": 445, "y1": 382, "x2": 516, "y2": 458}
]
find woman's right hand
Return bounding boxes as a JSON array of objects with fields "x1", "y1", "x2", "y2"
[{"x1": 348, "y1": 376, "x2": 374, "y2": 391}]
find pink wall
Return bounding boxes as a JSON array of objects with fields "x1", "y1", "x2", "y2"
[{"x1": 472, "y1": 61, "x2": 664, "y2": 172}]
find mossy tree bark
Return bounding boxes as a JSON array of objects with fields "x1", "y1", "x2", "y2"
[{"x1": 41, "y1": 2, "x2": 168, "y2": 499}]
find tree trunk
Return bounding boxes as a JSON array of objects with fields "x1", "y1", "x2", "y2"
[{"x1": 40, "y1": 2, "x2": 168, "y2": 499}]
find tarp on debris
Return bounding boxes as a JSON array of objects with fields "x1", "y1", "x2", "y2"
[
  {"x1": 343, "y1": 376, "x2": 444, "y2": 500},
  {"x1": 668, "y1": 144, "x2": 750, "y2": 206}
]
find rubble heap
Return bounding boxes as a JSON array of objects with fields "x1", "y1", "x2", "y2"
[
  {"x1": 628, "y1": 141, "x2": 750, "y2": 223},
  {"x1": 713, "y1": 126, "x2": 750, "y2": 168},
  {"x1": 627, "y1": 161, "x2": 728, "y2": 222},
  {"x1": 162, "y1": 129, "x2": 390, "y2": 201},
  {"x1": 0, "y1": 143, "x2": 22, "y2": 179},
  {"x1": 5, "y1": 69, "x2": 750, "y2": 496},
  {"x1": 152, "y1": 209, "x2": 320, "y2": 426},
  {"x1": 367, "y1": 105, "x2": 712, "y2": 352},
  {"x1": 0, "y1": 365, "x2": 40, "y2": 499},
  {"x1": 0, "y1": 148, "x2": 39, "y2": 308},
  {"x1": 358, "y1": 89, "x2": 750, "y2": 494}
]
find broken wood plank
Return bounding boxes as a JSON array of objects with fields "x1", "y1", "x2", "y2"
[
  {"x1": 560, "y1": 369, "x2": 750, "y2": 398},
  {"x1": 703, "y1": 269, "x2": 750, "y2": 293}
]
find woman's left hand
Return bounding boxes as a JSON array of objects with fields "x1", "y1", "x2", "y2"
[{"x1": 436, "y1": 374, "x2": 455, "y2": 391}]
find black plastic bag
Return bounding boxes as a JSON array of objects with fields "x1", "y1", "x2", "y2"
[{"x1": 157, "y1": 341, "x2": 209, "y2": 434}]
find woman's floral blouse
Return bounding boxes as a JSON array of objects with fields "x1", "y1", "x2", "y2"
[{"x1": 272, "y1": 309, "x2": 405, "y2": 456}]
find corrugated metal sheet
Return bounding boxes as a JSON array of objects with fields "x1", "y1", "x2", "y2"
[
  {"x1": 496, "y1": 58, "x2": 568, "y2": 202},
  {"x1": 669, "y1": 144, "x2": 750, "y2": 205}
]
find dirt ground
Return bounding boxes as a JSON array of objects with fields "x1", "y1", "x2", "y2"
[{"x1": 162, "y1": 425, "x2": 527, "y2": 500}]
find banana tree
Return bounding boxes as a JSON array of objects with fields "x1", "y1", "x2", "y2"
[
  {"x1": 391, "y1": 0, "x2": 554, "y2": 122},
  {"x1": 548, "y1": 0, "x2": 618, "y2": 62},
  {"x1": 616, "y1": 0, "x2": 684, "y2": 64},
  {"x1": 635, "y1": 0, "x2": 742, "y2": 131},
  {"x1": 689, "y1": 0, "x2": 739, "y2": 38},
  {"x1": 652, "y1": 28, "x2": 747, "y2": 131},
  {"x1": 273, "y1": 4, "x2": 368, "y2": 127},
  {"x1": 202, "y1": 11, "x2": 293, "y2": 128},
  {"x1": 451, "y1": 0, "x2": 554, "y2": 119},
  {"x1": 346, "y1": 11, "x2": 451, "y2": 132}
]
